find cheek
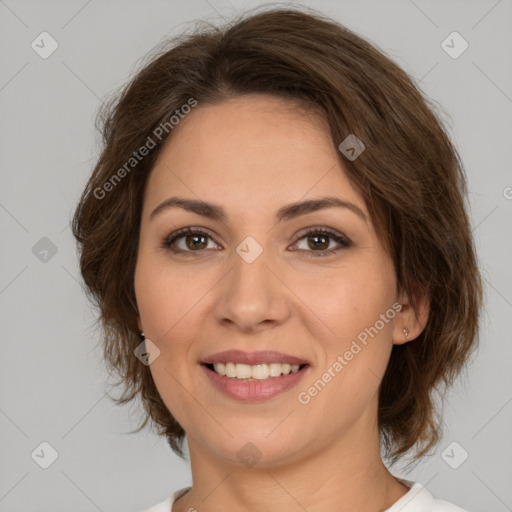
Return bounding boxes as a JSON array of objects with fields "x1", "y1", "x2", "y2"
[
  {"x1": 134, "y1": 254, "x2": 208, "y2": 397},
  {"x1": 134, "y1": 256, "x2": 200, "y2": 426},
  {"x1": 134, "y1": 252, "x2": 207, "y2": 343},
  {"x1": 297, "y1": 259, "x2": 395, "y2": 344},
  {"x1": 295, "y1": 257, "x2": 396, "y2": 400}
]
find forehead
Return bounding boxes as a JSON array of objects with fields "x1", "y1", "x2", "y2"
[{"x1": 143, "y1": 94, "x2": 366, "y2": 220}]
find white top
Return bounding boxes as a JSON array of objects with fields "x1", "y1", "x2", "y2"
[{"x1": 140, "y1": 477, "x2": 469, "y2": 511}]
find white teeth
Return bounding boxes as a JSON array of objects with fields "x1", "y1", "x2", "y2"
[
  {"x1": 251, "y1": 364, "x2": 269, "y2": 380},
  {"x1": 215, "y1": 362, "x2": 226, "y2": 376},
  {"x1": 269, "y1": 363, "x2": 282, "y2": 377},
  {"x1": 225, "y1": 362, "x2": 236, "y2": 378},
  {"x1": 212, "y1": 362, "x2": 302, "y2": 380},
  {"x1": 237, "y1": 364, "x2": 252, "y2": 379}
]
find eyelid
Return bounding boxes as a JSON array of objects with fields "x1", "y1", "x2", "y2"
[{"x1": 294, "y1": 225, "x2": 349, "y2": 241}]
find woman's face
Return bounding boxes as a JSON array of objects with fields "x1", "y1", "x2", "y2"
[{"x1": 134, "y1": 94, "x2": 404, "y2": 467}]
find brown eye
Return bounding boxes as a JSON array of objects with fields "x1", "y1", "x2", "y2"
[
  {"x1": 293, "y1": 228, "x2": 351, "y2": 257},
  {"x1": 184, "y1": 234, "x2": 208, "y2": 250},
  {"x1": 307, "y1": 234, "x2": 330, "y2": 251},
  {"x1": 162, "y1": 227, "x2": 218, "y2": 254}
]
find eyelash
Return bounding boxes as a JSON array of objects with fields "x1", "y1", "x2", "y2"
[{"x1": 161, "y1": 226, "x2": 351, "y2": 258}]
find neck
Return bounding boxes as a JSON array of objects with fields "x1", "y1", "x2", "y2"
[{"x1": 173, "y1": 413, "x2": 409, "y2": 512}]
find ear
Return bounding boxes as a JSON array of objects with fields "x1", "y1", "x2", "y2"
[
  {"x1": 135, "y1": 315, "x2": 143, "y2": 333},
  {"x1": 392, "y1": 290, "x2": 429, "y2": 345}
]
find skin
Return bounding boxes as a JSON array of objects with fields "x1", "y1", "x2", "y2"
[{"x1": 134, "y1": 94, "x2": 429, "y2": 512}]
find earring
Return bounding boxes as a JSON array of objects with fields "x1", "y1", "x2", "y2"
[
  {"x1": 403, "y1": 328, "x2": 409, "y2": 341},
  {"x1": 140, "y1": 331, "x2": 145, "y2": 340}
]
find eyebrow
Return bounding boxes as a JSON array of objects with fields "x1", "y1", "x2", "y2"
[{"x1": 149, "y1": 195, "x2": 368, "y2": 223}]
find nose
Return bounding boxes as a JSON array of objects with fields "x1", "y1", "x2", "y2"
[{"x1": 213, "y1": 243, "x2": 291, "y2": 333}]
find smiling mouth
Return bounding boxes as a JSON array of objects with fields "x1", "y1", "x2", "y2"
[{"x1": 203, "y1": 362, "x2": 309, "y2": 381}]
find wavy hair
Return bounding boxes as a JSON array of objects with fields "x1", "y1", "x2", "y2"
[{"x1": 71, "y1": 6, "x2": 483, "y2": 465}]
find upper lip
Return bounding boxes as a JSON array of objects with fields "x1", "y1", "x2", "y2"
[{"x1": 201, "y1": 350, "x2": 310, "y2": 366}]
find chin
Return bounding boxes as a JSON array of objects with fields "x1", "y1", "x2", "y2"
[{"x1": 199, "y1": 427, "x2": 315, "y2": 469}]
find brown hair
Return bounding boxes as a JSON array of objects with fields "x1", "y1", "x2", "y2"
[{"x1": 71, "y1": 5, "x2": 483, "y2": 465}]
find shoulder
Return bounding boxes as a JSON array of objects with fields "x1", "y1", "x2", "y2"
[
  {"x1": 138, "y1": 496, "x2": 172, "y2": 512},
  {"x1": 139, "y1": 483, "x2": 470, "y2": 512},
  {"x1": 139, "y1": 487, "x2": 191, "y2": 512},
  {"x1": 387, "y1": 478, "x2": 470, "y2": 512},
  {"x1": 431, "y1": 498, "x2": 469, "y2": 512}
]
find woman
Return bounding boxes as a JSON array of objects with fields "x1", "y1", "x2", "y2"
[{"x1": 71, "y1": 6, "x2": 482, "y2": 511}]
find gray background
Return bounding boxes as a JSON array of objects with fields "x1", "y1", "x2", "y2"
[{"x1": 1, "y1": 0, "x2": 511, "y2": 511}]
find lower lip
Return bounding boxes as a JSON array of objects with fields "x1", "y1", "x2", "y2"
[{"x1": 201, "y1": 364, "x2": 309, "y2": 402}]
